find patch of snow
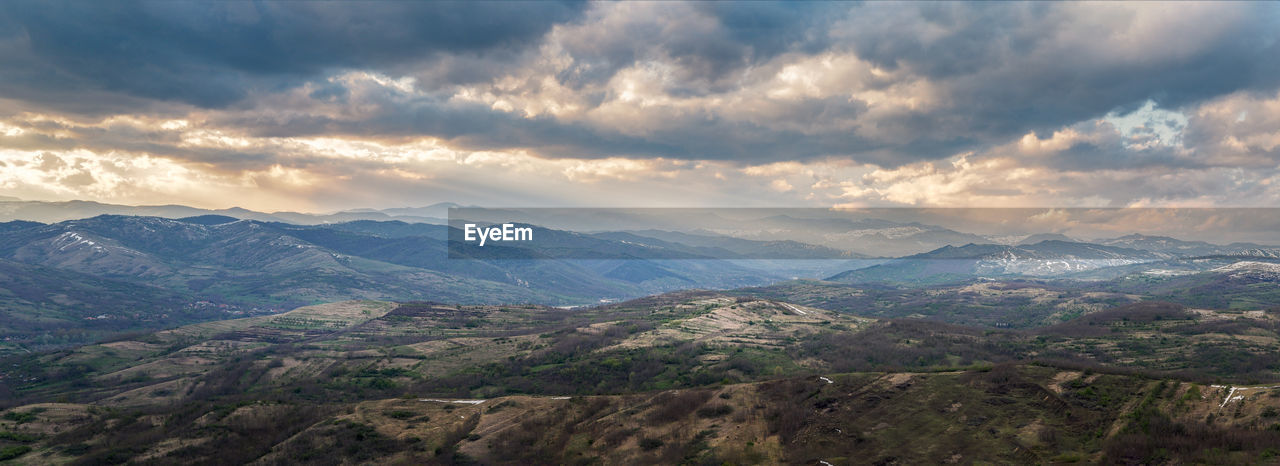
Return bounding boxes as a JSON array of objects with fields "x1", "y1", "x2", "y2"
[
  {"x1": 1142, "y1": 269, "x2": 1194, "y2": 276},
  {"x1": 1216, "y1": 384, "x2": 1280, "y2": 409},
  {"x1": 779, "y1": 302, "x2": 807, "y2": 315},
  {"x1": 1213, "y1": 261, "x2": 1280, "y2": 274},
  {"x1": 420, "y1": 399, "x2": 486, "y2": 404},
  {"x1": 1211, "y1": 261, "x2": 1280, "y2": 280}
]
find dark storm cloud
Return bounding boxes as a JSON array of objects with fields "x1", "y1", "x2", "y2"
[
  {"x1": 0, "y1": 1, "x2": 586, "y2": 110},
  {"x1": 0, "y1": 0, "x2": 836, "y2": 108},
  {"x1": 596, "y1": 2, "x2": 842, "y2": 90},
  {"x1": 838, "y1": 3, "x2": 1280, "y2": 147},
  {"x1": 1051, "y1": 140, "x2": 1193, "y2": 172},
  {"x1": 1, "y1": 1, "x2": 1279, "y2": 170},
  {"x1": 353, "y1": 2, "x2": 1280, "y2": 166},
  {"x1": 698, "y1": 2, "x2": 840, "y2": 57}
]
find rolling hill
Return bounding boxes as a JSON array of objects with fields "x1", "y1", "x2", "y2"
[
  {"x1": 1, "y1": 295, "x2": 1278, "y2": 464},
  {"x1": 0, "y1": 259, "x2": 199, "y2": 354}
]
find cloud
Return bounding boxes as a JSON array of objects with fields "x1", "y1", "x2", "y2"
[
  {"x1": 836, "y1": 3, "x2": 1279, "y2": 152},
  {"x1": 4, "y1": 2, "x2": 1277, "y2": 165},
  {"x1": 0, "y1": 2, "x2": 1279, "y2": 210},
  {"x1": 1183, "y1": 89, "x2": 1280, "y2": 167},
  {"x1": 0, "y1": 1, "x2": 586, "y2": 111},
  {"x1": 769, "y1": 178, "x2": 794, "y2": 192},
  {"x1": 254, "y1": 2, "x2": 1279, "y2": 167},
  {"x1": 35, "y1": 151, "x2": 63, "y2": 170}
]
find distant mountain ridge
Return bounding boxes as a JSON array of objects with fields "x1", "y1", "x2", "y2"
[
  {"x1": 828, "y1": 240, "x2": 1168, "y2": 284},
  {"x1": 8, "y1": 201, "x2": 1279, "y2": 258},
  {"x1": 1016, "y1": 233, "x2": 1077, "y2": 245},
  {"x1": 1094, "y1": 233, "x2": 1274, "y2": 257},
  {"x1": 0, "y1": 199, "x2": 458, "y2": 225},
  {"x1": 591, "y1": 230, "x2": 871, "y2": 259},
  {"x1": 697, "y1": 214, "x2": 992, "y2": 257}
]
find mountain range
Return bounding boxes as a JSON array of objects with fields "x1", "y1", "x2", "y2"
[
  {"x1": 0, "y1": 199, "x2": 457, "y2": 225},
  {"x1": 2, "y1": 203, "x2": 1280, "y2": 354},
  {"x1": 0, "y1": 215, "x2": 840, "y2": 351},
  {"x1": 825, "y1": 238, "x2": 1280, "y2": 284}
]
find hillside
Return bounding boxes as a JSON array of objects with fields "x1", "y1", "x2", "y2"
[
  {"x1": 732, "y1": 279, "x2": 1138, "y2": 328},
  {"x1": 0, "y1": 294, "x2": 1278, "y2": 464},
  {"x1": 0, "y1": 216, "x2": 556, "y2": 306},
  {"x1": 0, "y1": 259, "x2": 200, "y2": 354},
  {"x1": 1096, "y1": 234, "x2": 1276, "y2": 257},
  {"x1": 7, "y1": 366, "x2": 1280, "y2": 465},
  {"x1": 0, "y1": 216, "x2": 822, "y2": 319}
]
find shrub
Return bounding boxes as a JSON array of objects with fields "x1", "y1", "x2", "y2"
[
  {"x1": 696, "y1": 405, "x2": 733, "y2": 418},
  {"x1": 383, "y1": 410, "x2": 415, "y2": 420},
  {"x1": 0, "y1": 431, "x2": 38, "y2": 442},
  {"x1": 0, "y1": 446, "x2": 31, "y2": 461},
  {"x1": 1, "y1": 411, "x2": 36, "y2": 424},
  {"x1": 638, "y1": 437, "x2": 664, "y2": 451},
  {"x1": 646, "y1": 391, "x2": 712, "y2": 425}
]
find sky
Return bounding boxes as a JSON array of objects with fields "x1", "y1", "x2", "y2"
[{"x1": 0, "y1": 1, "x2": 1279, "y2": 212}]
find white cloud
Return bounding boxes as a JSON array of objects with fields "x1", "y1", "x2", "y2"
[{"x1": 769, "y1": 178, "x2": 793, "y2": 192}]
